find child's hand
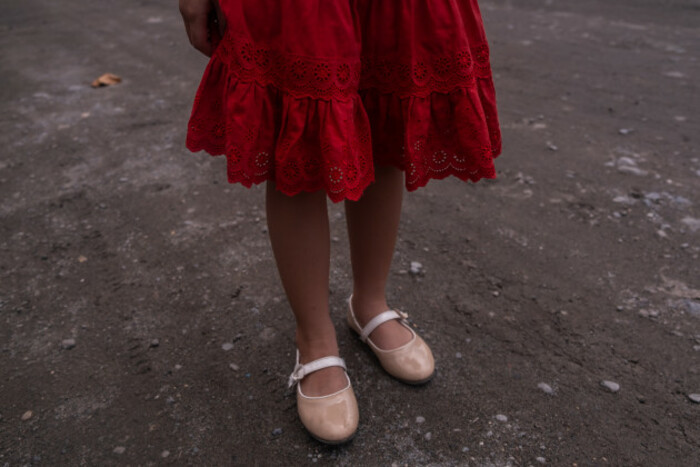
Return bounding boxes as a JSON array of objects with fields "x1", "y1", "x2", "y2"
[{"x1": 179, "y1": 0, "x2": 226, "y2": 57}]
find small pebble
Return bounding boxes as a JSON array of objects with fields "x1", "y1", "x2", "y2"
[
  {"x1": 462, "y1": 447, "x2": 470, "y2": 452},
  {"x1": 546, "y1": 141, "x2": 558, "y2": 151},
  {"x1": 681, "y1": 217, "x2": 700, "y2": 234},
  {"x1": 229, "y1": 363, "x2": 240, "y2": 371},
  {"x1": 409, "y1": 261, "x2": 423, "y2": 275},
  {"x1": 161, "y1": 450, "x2": 170, "y2": 458},
  {"x1": 537, "y1": 382, "x2": 554, "y2": 395},
  {"x1": 617, "y1": 156, "x2": 637, "y2": 167},
  {"x1": 644, "y1": 192, "x2": 662, "y2": 202},
  {"x1": 601, "y1": 380, "x2": 620, "y2": 393},
  {"x1": 424, "y1": 432, "x2": 432, "y2": 440},
  {"x1": 455, "y1": 352, "x2": 462, "y2": 359},
  {"x1": 536, "y1": 457, "x2": 546, "y2": 464},
  {"x1": 416, "y1": 416, "x2": 426, "y2": 424},
  {"x1": 149, "y1": 339, "x2": 160, "y2": 348},
  {"x1": 21, "y1": 410, "x2": 33, "y2": 421},
  {"x1": 617, "y1": 165, "x2": 648, "y2": 176},
  {"x1": 61, "y1": 338, "x2": 76, "y2": 350},
  {"x1": 688, "y1": 394, "x2": 700, "y2": 404},
  {"x1": 638, "y1": 309, "x2": 659, "y2": 318},
  {"x1": 684, "y1": 300, "x2": 700, "y2": 317},
  {"x1": 221, "y1": 343, "x2": 234, "y2": 351},
  {"x1": 272, "y1": 427, "x2": 283, "y2": 436},
  {"x1": 618, "y1": 128, "x2": 633, "y2": 135},
  {"x1": 113, "y1": 446, "x2": 126, "y2": 454},
  {"x1": 612, "y1": 195, "x2": 635, "y2": 204},
  {"x1": 495, "y1": 414, "x2": 508, "y2": 422}
]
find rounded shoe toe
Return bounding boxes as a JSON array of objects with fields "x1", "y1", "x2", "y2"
[
  {"x1": 378, "y1": 334, "x2": 435, "y2": 384},
  {"x1": 297, "y1": 386, "x2": 359, "y2": 444}
]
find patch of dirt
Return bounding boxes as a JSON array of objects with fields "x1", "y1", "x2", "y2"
[{"x1": 0, "y1": 0, "x2": 698, "y2": 465}]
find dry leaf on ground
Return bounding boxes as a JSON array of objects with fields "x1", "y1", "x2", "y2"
[{"x1": 91, "y1": 73, "x2": 122, "y2": 88}]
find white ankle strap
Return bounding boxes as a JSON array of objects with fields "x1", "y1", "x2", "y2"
[
  {"x1": 359, "y1": 310, "x2": 407, "y2": 342},
  {"x1": 347, "y1": 294, "x2": 409, "y2": 343},
  {"x1": 288, "y1": 349, "x2": 347, "y2": 388}
]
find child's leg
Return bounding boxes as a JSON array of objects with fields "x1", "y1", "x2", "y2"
[
  {"x1": 265, "y1": 182, "x2": 347, "y2": 396},
  {"x1": 344, "y1": 165, "x2": 413, "y2": 349}
]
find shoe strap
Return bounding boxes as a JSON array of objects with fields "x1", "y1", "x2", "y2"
[
  {"x1": 360, "y1": 309, "x2": 409, "y2": 342},
  {"x1": 287, "y1": 349, "x2": 347, "y2": 388}
]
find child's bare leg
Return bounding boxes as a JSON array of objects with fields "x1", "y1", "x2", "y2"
[
  {"x1": 265, "y1": 182, "x2": 347, "y2": 396},
  {"x1": 344, "y1": 165, "x2": 412, "y2": 349}
]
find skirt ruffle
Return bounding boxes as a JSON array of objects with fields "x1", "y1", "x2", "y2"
[
  {"x1": 187, "y1": 56, "x2": 374, "y2": 202},
  {"x1": 186, "y1": 0, "x2": 502, "y2": 202},
  {"x1": 360, "y1": 84, "x2": 501, "y2": 191}
]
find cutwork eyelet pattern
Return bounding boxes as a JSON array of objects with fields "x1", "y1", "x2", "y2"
[
  {"x1": 215, "y1": 33, "x2": 362, "y2": 102},
  {"x1": 186, "y1": 31, "x2": 502, "y2": 201}
]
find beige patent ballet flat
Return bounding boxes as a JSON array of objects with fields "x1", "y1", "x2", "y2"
[
  {"x1": 347, "y1": 295, "x2": 435, "y2": 385},
  {"x1": 287, "y1": 350, "x2": 359, "y2": 444}
]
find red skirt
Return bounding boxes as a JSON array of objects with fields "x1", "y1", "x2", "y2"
[{"x1": 186, "y1": 0, "x2": 502, "y2": 202}]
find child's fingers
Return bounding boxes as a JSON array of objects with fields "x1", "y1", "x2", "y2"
[
  {"x1": 188, "y1": 12, "x2": 214, "y2": 57},
  {"x1": 179, "y1": 0, "x2": 214, "y2": 57},
  {"x1": 182, "y1": 16, "x2": 192, "y2": 42},
  {"x1": 213, "y1": 0, "x2": 227, "y2": 37}
]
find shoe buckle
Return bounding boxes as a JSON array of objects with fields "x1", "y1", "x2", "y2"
[{"x1": 288, "y1": 362, "x2": 305, "y2": 388}]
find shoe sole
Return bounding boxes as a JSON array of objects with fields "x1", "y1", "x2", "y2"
[
  {"x1": 394, "y1": 370, "x2": 435, "y2": 386},
  {"x1": 308, "y1": 430, "x2": 357, "y2": 446}
]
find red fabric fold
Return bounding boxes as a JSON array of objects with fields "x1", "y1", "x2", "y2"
[{"x1": 186, "y1": 0, "x2": 502, "y2": 202}]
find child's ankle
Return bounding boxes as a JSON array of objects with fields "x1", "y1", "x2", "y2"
[
  {"x1": 351, "y1": 293, "x2": 389, "y2": 322},
  {"x1": 295, "y1": 330, "x2": 339, "y2": 362}
]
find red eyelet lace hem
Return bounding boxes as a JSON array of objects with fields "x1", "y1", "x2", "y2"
[{"x1": 186, "y1": 31, "x2": 502, "y2": 202}]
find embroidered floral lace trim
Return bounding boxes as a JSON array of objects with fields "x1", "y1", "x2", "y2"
[
  {"x1": 185, "y1": 138, "x2": 377, "y2": 204},
  {"x1": 187, "y1": 32, "x2": 502, "y2": 202},
  {"x1": 214, "y1": 33, "x2": 362, "y2": 102},
  {"x1": 360, "y1": 44, "x2": 493, "y2": 97},
  {"x1": 213, "y1": 33, "x2": 494, "y2": 100}
]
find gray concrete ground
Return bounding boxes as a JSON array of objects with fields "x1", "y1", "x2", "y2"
[{"x1": 1, "y1": 0, "x2": 699, "y2": 465}]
